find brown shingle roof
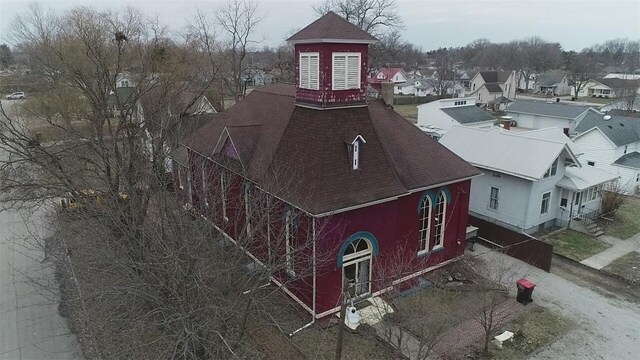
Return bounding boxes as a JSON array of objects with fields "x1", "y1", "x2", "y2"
[
  {"x1": 287, "y1": 11, "x2": 377, "y2": 44},
  {"x1": 184, "y1": 84, "x2": 479, "y2": 215}
]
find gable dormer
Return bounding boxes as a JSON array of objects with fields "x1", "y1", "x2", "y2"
[{"x1": 287, "y1": 11, "x2": 377, "y2": 109}]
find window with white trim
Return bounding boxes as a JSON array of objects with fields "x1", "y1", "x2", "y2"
[
  {"x1": 353, "y1": 140, "x2": 360, "y2": 169},
  {"x1": 489, "y1": 187, "x2": 499, "y2": 210},
  {"x1": 244, "y1": 183, "x2": 252, "y2": 236},
  {"x1": 201, "y1": 167, "x2": 209, "y2": 207},
  {"x1": 418, "y1": 196, "x2": 432, "y2": 254},
  {"x1": 540, "y1": 191, "x2": 551, "y2": 215},
  {"x1": 332, "y1": 53, "x2": 360, "y2": 90},
  {"x1": 285, "y1": 210, "x2": 295, "y2": 276},
  {"x1": 433, "y1": 192, "x2": 447, "y2": 249},
  {"x1": 299, "y1": 52, "x2": 319, "y2": 90},
  {"x1": 220, "y1": 169, "x2": 228, "y2": 220}
]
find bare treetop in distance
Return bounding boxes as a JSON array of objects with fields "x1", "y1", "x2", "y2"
[{"x1": 314, "y1": 0, "x2": 403, "y2": 37}]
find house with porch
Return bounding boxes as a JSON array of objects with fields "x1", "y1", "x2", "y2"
[
  {"x1": 534, "y1": 73, "x2": 571, "y2": 96},
  {"x1": 175, "y1": 11, "x2": 480, "y2": 321},
  {"x1": 440, "y1": 126, "x2": 618, "y2": 234},
  {"x1": 573, "y1": 112, "x2": 640, "y2": 194},
  {"x1": 572, "y1": 78, "x2": 640, "y2": 98}
]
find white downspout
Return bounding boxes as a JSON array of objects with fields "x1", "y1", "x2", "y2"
[{"x1": 290, "y1": 217, "x2": 316, "y2": 336}]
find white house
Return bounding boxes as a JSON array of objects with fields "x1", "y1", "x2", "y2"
[
  {"x1": 374, "y1": 68, "x2": 408, "y2": 83},
  {"x1": 394, "y1": 80, "x2": 415, "y2": 95},
  {"x1": 116, "y1": 72, "x2": 135, "y2": 88},
  {"x1": 504, "y1": 100, "x2": 597, "y2": 132},
  {"x1": 572, "y1": 78, "x2": 640, "y2": 98},
  {"x1": 416, "y1": 97, "x2": 495, "y2": 138},
  {"x1": 573, "y1": 112, "x2": 640, "y2": 194},
  {"x1": 440, "y1": 126, "x2": 617, "y2": 233},
  {"x1": 467, "y1": 71, "x2": 517, "y2": 103}
]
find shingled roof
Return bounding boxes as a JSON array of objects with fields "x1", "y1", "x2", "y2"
[
  {"x1": 287, "y1": 11, "x2": 377, "y2": 44},
  {"x1": 183, "y1": 84, "x2": 479, "y2": 215},
  {"x1": 480, "y1": 71, "x2": 512, "y2": 84},
  {"x1": 574, "y1": 112, "x2": 640, "y2": 146}
]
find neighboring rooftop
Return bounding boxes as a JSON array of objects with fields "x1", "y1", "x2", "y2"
[
  {"x1": 484, "y1": 83, "x2": 503, "y2": 93},
  {"x1": 440, "y1": 126, "x2": 578, "y2": 181},
  {"x1": 595, "y1": 77, "x2": 640, "y2": 89},
  {"x1": 440, "y1": 106, "x2": 495, "y2": 124},
  {"x1": 480, "y1": 71, "x2": 512, "y2": 84},
  {"x1": 574, "y1": 112, "x2": 640, "y2": 146},
  {"x1": 506, "y1": 100, "x2": 594, "y2": 119},
  {"x1": 557, "y1": 166, "x2": 619, "y2": 191},
  {"x1": 613, "y1": 151, "x2": 640, "y2": 169},
  {"x1": 286, "y1": 11, "x2": 377, "y2": 44},
  {"x1": 536, "y1": 73, "x2": 566, "y2": 87}
]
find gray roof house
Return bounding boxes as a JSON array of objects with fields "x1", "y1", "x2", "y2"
[
  {"x1": 534, "y1": 73, "x2": 571, "y2": 96},
  {"x1": 573, "y1": 112, "x2": 640, "y2": 194},
  {"x1": 441, "y1": 126, "x2": 617, "y2": 233},
  {"x1": 416, "y1": 97, "x2": 495, "y2": 138},
  {"x1": 504, "y1": 100, "x2": 597, "y2": 132}
]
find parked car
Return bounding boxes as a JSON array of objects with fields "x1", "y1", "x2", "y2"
[{"x1": 6, "y1": 92, "x2": 26, "y2": 100}]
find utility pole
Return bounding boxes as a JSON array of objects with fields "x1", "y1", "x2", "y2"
[{"x1": 334, "y1": 284, "x2": 349, "y2": 360}]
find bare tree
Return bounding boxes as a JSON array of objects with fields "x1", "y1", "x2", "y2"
[
  {"x1": 314, "y1": 0, "x2": 403, "y2": 36},
  {"x1": 568, "y1": 52, "x2": 597, "y2": 99},
  {"x1": 217, "y1": 0, "x2": 264, "y2": 99},
  {"x1": 425, "y1": 49, "x2": 458, "y2": 97}
]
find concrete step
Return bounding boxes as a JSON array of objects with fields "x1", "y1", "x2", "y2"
[{"x1": 593, "y1": 230, "x2": 604, "y2": 237}]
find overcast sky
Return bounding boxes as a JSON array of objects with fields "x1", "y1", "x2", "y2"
[{"x1": 1, "y1": 0, "x2": 639, "y2": 51}]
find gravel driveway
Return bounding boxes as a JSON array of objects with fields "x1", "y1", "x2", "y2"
[{"x1": 471, "y1": 245, "x2": 640, "y2": 360}]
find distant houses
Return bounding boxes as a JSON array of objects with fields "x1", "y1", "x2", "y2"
[{"x1": 467, "y1": 71, "x2": 517, "y2": 104}]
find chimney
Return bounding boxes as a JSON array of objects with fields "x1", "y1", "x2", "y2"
[
  {"x1": 500, "y1": 116, "x2": 513, "y2": 130},
  {"x1": 381, "y1": 81, "x2": 394, "y2": 107}
]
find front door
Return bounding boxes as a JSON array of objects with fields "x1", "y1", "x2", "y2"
[{"x1": 341, "y1": 238, "x2": 372, "y2": 299}]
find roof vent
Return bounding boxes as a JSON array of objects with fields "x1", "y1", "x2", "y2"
[
  {"x1": 620, "y1": 123, "x2": 625, "y2": 127},
  {"x1": 603, "y1": 115, "x2": 612, "y2": 120}
]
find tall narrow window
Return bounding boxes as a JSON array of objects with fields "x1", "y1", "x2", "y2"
[
  {"x1": 220, "y1": 170, "x2": 228, "y2": 220},
  {"x1": 285, "y1": 210, "x2": 295, "y2": 276},
  {"x1": 177, "y1": 167, "x2": 184, "y2": 190},
  {"x1": 540, "y1": 191, "x2": 551, "y2": 215},
  {"x1": 433, "y1": 192, "x2": 447, "y2": 249},
  {"x1": 489, "y1": 187, "x2": 499, "y2": 210},
  {"x1": 201, "y1": 167, "x2": 209, "y2": 207},
  {"x1": 244, "y1": 183, "x2": 252, "y2": 236},
  {"x1": 332, "y1": 53, "x2": 360, "y2": 90},
  {"x1": 299, "y1": 52, "x2": 319, "y2": 90},
  {"x1": 418, "y1": 196, "x2": 432, "y2": 254}
]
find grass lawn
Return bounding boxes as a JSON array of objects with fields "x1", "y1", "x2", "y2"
[
  {"x1": 604, "y1": 196, "x2": 640, "y2": 239},
  {"x1": 544, "y1": 229, "x2": 611, "y2": 262},
  {"x1": 603, "y1": 251, "x2": 640, "y2": 285},
  {"x1": 393, "y1": 104, "x2": 418, "y2": 119},
  {"x1": 576, "y1": 97, "x2": 612, "y2": 104},
  {"x1": 464, "y1": 306, "x2": 570, "y2": 360}
]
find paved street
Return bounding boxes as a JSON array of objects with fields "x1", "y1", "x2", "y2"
[
  {"x1": 1, "y1": 101, "x2": 81, "y2": 359},
  {"x1": 0, "y1": 206, "x2": 81, "y2": 359},
  {"x1": 473, "y1": 245, "x2": 640, "y2": 360}
]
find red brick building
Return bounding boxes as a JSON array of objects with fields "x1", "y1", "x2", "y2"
[{"x1": 175, "y1": 12, "x2": 479, "y2": 320}]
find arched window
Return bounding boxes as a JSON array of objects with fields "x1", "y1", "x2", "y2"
[
  {"x1": 433, "y1": 191, "x2": 447, "y2": 249},
  {"x1": 285, "y1": 210, "x2": 295, "y2": 276},
  {"x1": 418, "y1": 196, "x2": 431, "y2": 254},
  {"x1": 342, "y1": 238, "x2": 372, "y2": 298}
]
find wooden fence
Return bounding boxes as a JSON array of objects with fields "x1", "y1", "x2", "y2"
[{"x1": 469, "y1": 216, "x2": 553, "y2": 272}]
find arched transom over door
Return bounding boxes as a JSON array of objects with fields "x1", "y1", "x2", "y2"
[{"x1": 341, "y1": 238, "x2": 373, "y2": 299}]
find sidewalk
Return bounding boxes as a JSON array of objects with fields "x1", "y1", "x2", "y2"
[{"x1": 581, "y1": 233, "x2": 640, "y2": 269}]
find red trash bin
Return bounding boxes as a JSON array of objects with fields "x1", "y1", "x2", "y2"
[{"x1": 516, "y1": 278, "x2": 535, "y2": 304}]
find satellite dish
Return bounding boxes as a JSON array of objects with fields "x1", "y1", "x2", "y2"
[{"x1": 603, "y1": 115, "x2": 612, "y2": 120}]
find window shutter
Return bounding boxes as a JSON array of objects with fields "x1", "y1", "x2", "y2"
[
  {"x1": 347, "y1": 55, "x2": 360, "y2": 89},
  {"x1": 333, "y1": 55, "x2": 346, "y2": 90},
  {"x1": 309, "y1": 55, "x2": 319, "y2": 90},
  {"x1": 300, "y1": 55, "x2": 309, "y2": 89}
]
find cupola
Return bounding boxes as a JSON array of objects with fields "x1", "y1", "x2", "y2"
[{"x1": 287, "y1": 11, "x2": 377, "y2": 109}]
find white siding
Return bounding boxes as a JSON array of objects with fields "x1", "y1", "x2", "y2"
[
  {"x1": 507, "y1": 112, "x2": 574, "y2": 130},
  {"x1": 574, "y1": 130, "x2": 640, "y2": 194},
  {"x1": 469, "y1": 171, "x2": 532, "y2": 230}
]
